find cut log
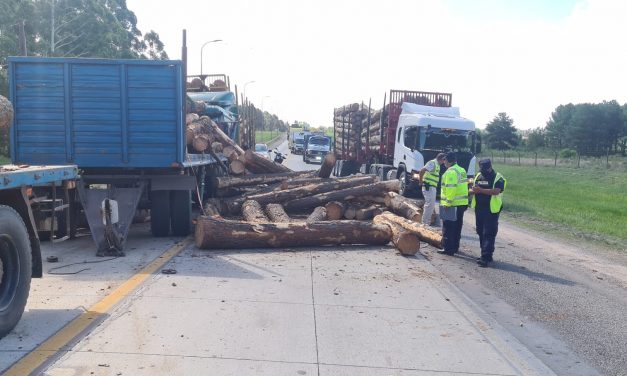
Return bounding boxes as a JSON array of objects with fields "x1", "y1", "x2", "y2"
[
  {"x1": 185, "y1": 122, "x2": 205, "y2": 145},
  {"x1": 203, "y1": 202, "x2": 222, "y2": 217},
  {"x1": 355, "y1": 205, "x2": 383, "y2": 221},
  {"x1": 227, "y1": 174, "x2": 379, "y2": 214},
  {"x1": 229, "y1": 159, "x2": 246, "y2": 175},
  {"x1": 373, "y1": 213, "x2": 420, "y2": 256},
  {"x1": 185, "y1": 113, "x2": 199, "y2": 125},
  {"x1": 318, "y1": 153, "x2": 336, "y2": 178},
  {"x1": 344, "y1": 205, "x2": 357, "y2": 220},
  {"x1": 384, "y1": 192, "x2": 424, "y2": 222},
  {"x1": 350, "y1": 195, "x2": 386, "y2": 204},
  {"x1": 265, "y1": 203, "x2": 291, "y2": 223},
  {"x1": 211, "y1": 141, "x2": 224, "y2": 153},
  {"x1": 243, "y1": 149, "x2": 292, "y2": 174},
  {"x1": 223, "y1": 145, "x2": 237, "y2": 161},
  {"x1": 376, "y1": 211, "x2": 443, "y2": 249},
  {"x1": 195, "y1": 216, "x2": 393, "y2": 249},
  {"x1": 306, "y1": 206, "x2": 327, "y2": 223},
  {"x1": 325, "y1": 201, "x2": 346, "y2": 220},
  {"x1": 209, "y1": 120, "x2": 245, "y2": 155},
  {"x1": 280, "y1": 174, "x2": 375, "y2": 191},
  {"x1": 205, "y1": 198, "x2": 228, "y2": 215},
  {"x1": 192, "y1": 134, "x2": 212, "y2": 152},
  {"x1": 241, "y1": 200, "x2": 270, "y2": 222},
  {"x1": 284, "y1": 180, "x2": 401, "y2": 212},
  {"x1": 214, "y1": 171, "x2": 313, "y2": 189}
]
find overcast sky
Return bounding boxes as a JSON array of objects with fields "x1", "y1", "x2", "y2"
[{"x1": 127, "y1": 0, "x2": 626, "y2": 130}]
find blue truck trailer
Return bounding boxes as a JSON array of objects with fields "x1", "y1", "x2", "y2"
[
  {"x1": 8, "y1": 56, "x2": 222, "y2": 256},
  {"x1": 0, "y1": 164, "x2": 78, "y2": 338}
]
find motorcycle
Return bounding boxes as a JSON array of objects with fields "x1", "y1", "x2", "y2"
[{"x1": 273, "y1": 150, "x2": 286, "y2": 164}]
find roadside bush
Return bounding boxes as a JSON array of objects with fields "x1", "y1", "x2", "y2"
[{"x1": 559, "y1": 148, "x2": 577, "y2": 159}]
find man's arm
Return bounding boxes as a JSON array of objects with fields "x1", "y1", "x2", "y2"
[{"x1": 472, "y1": 178, "x2": 504, "y2": 195}]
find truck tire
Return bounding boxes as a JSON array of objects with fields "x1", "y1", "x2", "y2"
[
  {"x1": 170, "y1": 190, "x2": 191, "y2": 236},
  {"x1": 0, "y1": 205, "x2": 32, "y2": 339},
  {"x1": 386, "y1": 168, "x2": 397, "y2": 182},
  {"x1": 369, "y1": 165, "x2": 378, "y2": 176},
  {"x1": 150, "y1": 190, "x2": 171, "y2": 237},
  {"x1": 399, "y1": 170, "x2": 410, "y2": 197}
]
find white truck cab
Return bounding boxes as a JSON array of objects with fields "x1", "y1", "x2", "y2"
[{"x1": 393, "y1": 103, "x2": 476, "y2": 194}]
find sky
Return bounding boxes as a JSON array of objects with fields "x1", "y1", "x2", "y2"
[{"x1": 126, "y1": 0, "x2": 627, "y2": 130}]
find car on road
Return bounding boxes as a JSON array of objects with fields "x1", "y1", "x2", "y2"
[
  {"x1": 254, "y1": 143, "x2": 271, "y2": 159},
  {"x1": 303, "y1": 135, "x2": 331, "y2": 164}
]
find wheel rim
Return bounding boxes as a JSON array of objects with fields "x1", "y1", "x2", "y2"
[
  {"x1": 399, "y1": 172, "x2": 407, "y2": 194},
  {"x1": 0, "y1": 235, "x2": 19, "y2": 313}
]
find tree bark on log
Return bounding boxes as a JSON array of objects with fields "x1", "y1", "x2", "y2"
[
  {"x1": 186, "y1": 122, "x2": 205, "y2": 145},
  {"x1": 209, "y1": 120, "x2": 245, "y2": 155},
  {"x1": 284, "y1": 180, "x2": 401, "y2": 212},
  {"x1": 373, "y1": 213, "x2": 420, "y2": 256},
  {"x1": 211, "y1": 141, "x2": 224, "y2": 153},
  {"x1": 185, "y1": 113, "x2": 199, "y2": 125},
  {"x1": 195, "y1": 216, "x2": 393, "y2": 249},
  {"x1": 192, "y1": 134, "x2": 212, "y2": 152},
  {"x1": 244, "y1": 149, "x2": 292, "y2": 174},
  {"x1": 384, "y1": 192, "x2": 424, "y2": 222},
  {"x1": 355, "y1": 205, "x2": 383, "y2": 221},
  {"x1": 318, "y1": 153, "x2": 336, "y2": 178},
  {"x1": 280, "y1": 174, "x2": 375, "y2": 191},
  {"x1": 203, "y1": 202, "x2": 222, "y2": 217},
  {"x1": 325, "y1": 201, "x2": 346, "y2": 220},
  {"x1": 241, "y1": 200, "x2": 270, "y2": 222},
  {"x1": 265, "y1": 203, "x2": 291, "y2": 223},
  {"x1": 214, "y1": 171, "x2": 313, "y2": 189},
  {"x1": 229, "y1": 159, "x2": 246, "y2": 175},
  {"x1": 306, "y1": 206, "x2": 327, "y2": 223},
  {"x1": 344, "y1": 205, "x2": 357, "y2": 220},
  {"x1": 227, "y1": 175, "x2": 379, "y2": 214},
  {"x1": 375, "y1": 211, "x2": 443, "y2": 249},
  {"x1": 205, "y1": 198, "x2": 228, "y2": 215}
]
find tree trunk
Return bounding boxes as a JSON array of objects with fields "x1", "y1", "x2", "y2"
[
  {"x1": 373, "y1": 213, "x2": 420, "y2": 256},
  {"x1": 306, "y1": 206, "x2": 327, "y2": 223},
  {"x1": 229, "y1": 159, "x2": 246, "y2": 175},
  {"x1": 344, "y1": 205, "x2": 357, "y2": 220},
  {"x1": 214, "y1": 171, "x2": 313, "y2": 189},
  {"x1": 195, "y1": 216, "x2": 393, "y2": 249},
  {"x1": 350, "y1": 195, "x2": 386, "y2": 205},
  {"x1": 355, "y1": 205, "x2": 383, "y2": 220},
  {"x1": 325, "y1": 201, "x2": 346, "y2": 220},
  {"x1": 209, "y1": 119, "x2": 245, "y2": 155},
  {"x1": 244, "y1": 149, "x2": 292, "y2": 174},
  {"x1": 265, "y1": 203, "x2": 291, "y2": 223},
  {"x1": 241, "y1": 200, "x2": 270, "y2": 222},
  {"x1": 211, "y1": 141, "x2": 224, "y2": 153},
  {"x1": 384, "y1": 192, "x2": 424, "y2": 222},
  {"x1": 318, "y1": 153, "x2": 336, "y2": 178},
  {"x1": 227, "y1": 175, "x2": 379, "y2": 214},
  {"x1": 375, "y1": 211, "x2": 442, "y2": 249},
  {"x1": 284, "y1": 180, "x2": 400, "y2": 212},
  {"x1": 280, "y1": 174, "x2": 375, "y2": 190}
]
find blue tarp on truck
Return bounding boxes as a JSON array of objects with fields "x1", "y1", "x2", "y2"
[{"x1": 8, "y1": 57, "x2": 214, "y2": 168}]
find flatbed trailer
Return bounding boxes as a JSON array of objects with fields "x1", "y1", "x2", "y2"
[{"x1": 0, "y1": 164, "x2": 78, "y2": 338}]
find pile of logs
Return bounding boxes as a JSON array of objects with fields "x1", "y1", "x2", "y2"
[
  {"x1": 195, "y1": 157, "x2": 443, "y2": 256},
  {"x1": 333, "y1": 103, "x2": 371, "y2": 158}
]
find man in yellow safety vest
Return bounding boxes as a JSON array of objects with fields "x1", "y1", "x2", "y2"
[
  {"x1": 471, "y1": 158, "x2": 506, "y2": 267},
  {"x1": 418, "y1": 153, "x2": 446, "y2": 226},
  {"x1": 438, "y1": 152, "x2": 468, "y2": 255}
]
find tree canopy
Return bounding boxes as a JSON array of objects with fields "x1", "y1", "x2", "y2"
[
  {"x1": 1, "y1": 0, "x2": 168, "y2": 96},
  {"x1": 483, "y1": 112, "x2": 519, "y2": 150}
]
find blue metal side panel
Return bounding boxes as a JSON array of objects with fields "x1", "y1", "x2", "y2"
[
  {"x1": 9, "y1": 57, "x2": 186, "y2": 168},
  {"x1": 0, "y1": 165, "x2": 78, "y2": 190}
]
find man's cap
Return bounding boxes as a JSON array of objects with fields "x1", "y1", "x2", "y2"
[
  {"x1": 479, "y1": 158, "x2": 492, "y2": 168},
  {"x1": 436, "y1": 153, "x2": 447, "y2": 160},
  {"x1": 444, "y1": 152, "x2": 457, "y2": 163}
]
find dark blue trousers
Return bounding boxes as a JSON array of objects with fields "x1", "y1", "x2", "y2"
[
  {"x1": 442, "y1": 205, "x2": 467, "y2": 253},
  {"x1": 475, "y1": 207, "x2": 500, "y2": 261}
]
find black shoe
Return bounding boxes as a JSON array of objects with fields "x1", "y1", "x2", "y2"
[
  {"x1": 477, "y1": 258, "x2": 491, "y2": 267},
  {"x1": 437, "y1": 250, "x2": 456, "y2": 256}
]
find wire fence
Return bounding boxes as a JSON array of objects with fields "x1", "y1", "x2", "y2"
[{"x1": 477, "y1": 150, "x2": 627, "y2": 171}]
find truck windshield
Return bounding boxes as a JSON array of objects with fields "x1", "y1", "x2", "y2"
[
  {"x1": 419, "y1": 128, "x2": 471, "y2": 152},
  {"x1": 295, "y1": 139, "x2": 304, "y2": 145},
  {"x1": 309, "y1": 138, "x2": 329, "y2": 146}
]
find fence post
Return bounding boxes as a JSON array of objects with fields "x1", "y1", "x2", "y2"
[
  {"x1": 491, "y1": 152, "x2": 494, "y2": 161},
  {"x1": 577, "y1": 154, "x2": 580, "y2": 168},
  {"x1": 518, "y1": 152, "x2": 521, "y2": 165},
  {"x1": 606, "y1": 149, "x2": 610, "y2": 169},
  {"x1": 554, "y1": 152, "x2": 558, "y2": 167},
  {"x1": 534, "y1": 152, "x2": 537, "y2": 166},
  {"x1": 503, "y1": 151, "x2": 506, "y2": 164}
]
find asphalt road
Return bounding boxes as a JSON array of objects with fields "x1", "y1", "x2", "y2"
[{"x1": 423, "y1": 213, "x2": 627, "y2": 376}]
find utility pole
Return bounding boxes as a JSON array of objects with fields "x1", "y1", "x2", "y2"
[{"x1": 17, "y1": 20, "x2": 27, "y2": 56}]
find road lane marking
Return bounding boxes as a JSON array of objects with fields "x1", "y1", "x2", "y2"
[{"x1": 4, "y1": 238, "x2": 192, "y2": 376}]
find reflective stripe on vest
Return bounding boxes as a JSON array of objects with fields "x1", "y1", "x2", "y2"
[
  {"x1": 441, "y1": 164, "x2": 468, "y2": 207},
  {"x1": 423, "y1": 159, "x2": 440, "y2": 186},
  {"x1": 471, "y1": 172, "x2": 507, "y2": 213}
]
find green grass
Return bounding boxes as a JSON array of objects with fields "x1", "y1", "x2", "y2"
[
  {"x1": 0, "y1": 155, "x2": 10, "y2": 165},
  {"x1": 255, "y1": 131, "x2": 281, "y2": 143},
  {"x1": 496, "y1": 165, "x2": 627, "y2": 249}
]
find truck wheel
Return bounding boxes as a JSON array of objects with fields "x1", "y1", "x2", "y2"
[
  {"x1": 399, "y1": 170, "x2": 410, "y2": 197},
  {"x1": 0, "y1": 205, "x2": 32, "y2": 339},
  {"x1": 386, "y1": 168, "x2": 397, "y2": 182},
  {"x1": 170, "y1": 190, "x2": 191, "y2": 236},
  {"x1": 150, "y1": 190, "x2": 170, "y2": 237},
  {"x1": 369, "y1": 165, "x2": 378, "y2": 176}
]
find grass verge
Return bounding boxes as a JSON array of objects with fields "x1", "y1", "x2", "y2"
[
  {"x1": 496, "y1": 165, "x2": 627, "y2": 250},
  {"x1": 255, "y1": 131, "x2": 281, "y2": 143}
]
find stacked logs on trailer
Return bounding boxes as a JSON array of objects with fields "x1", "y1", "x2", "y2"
[
  {"x1": 360, "y1": 105, "x2": 387, "y2": 151},
  {"x1": 333, "y1": 103, "x2": 372, "y2": 159},
  {"x1": 195, "y1": 159, "x2": 443, "y2": 256}
]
